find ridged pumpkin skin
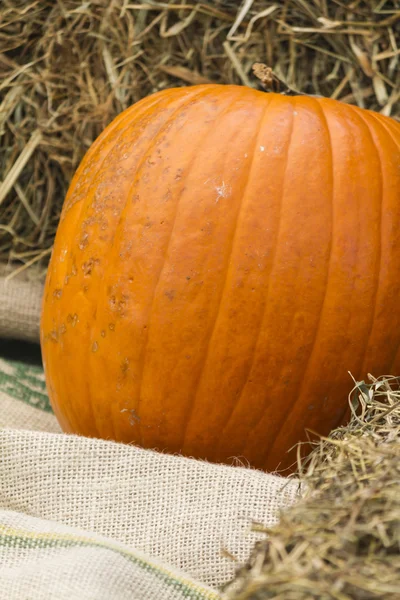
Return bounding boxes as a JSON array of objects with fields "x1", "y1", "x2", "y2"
[{"x1": 41, "y1": 85, "x2": 400, "y2": 471}]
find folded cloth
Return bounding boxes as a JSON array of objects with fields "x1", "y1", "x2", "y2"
[
  {"x1": 0, "y1": 269, "x2": 44, "y2": 343},
  {"x1": 0, "y1": 355, "x2": 301, "y2": 599}
]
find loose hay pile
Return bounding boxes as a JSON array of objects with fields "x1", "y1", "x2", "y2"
[
  {"x1": 225, "y1": 375, "x2": 400, "y2": 600},
  {"x1": 1, "y1": 0, "x2": 399, "y2": 273}
]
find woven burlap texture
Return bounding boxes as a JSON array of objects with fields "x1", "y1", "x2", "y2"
[
  {"x1": 0, "y1": 426, "x2": 300, "y2": 590},
  {"x1": 0, "y1": 509, "x2": 218, "y2": 600},
  {"x1": 0, "y1": 271, "x2": 44, "y2": 342}
]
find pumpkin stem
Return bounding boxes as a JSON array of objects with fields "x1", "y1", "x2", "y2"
[{"x1": 252, "y1": 63, "x2": 304, "y2": 96}]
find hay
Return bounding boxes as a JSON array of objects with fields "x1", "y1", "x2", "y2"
[
  {"x1": 224, "y1": 375, "x2": 400, "y2": 600},
  {"x1": 0, "y1": 0, "x2": 399, "y2": 275}
]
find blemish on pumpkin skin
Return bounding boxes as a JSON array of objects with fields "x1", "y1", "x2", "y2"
[
  {"x1": 215, "y1": 181, "x2": 231, "y2": 203},
  {"x1": 59, "y1": 248, "x2": 68, "y2": 262},
  {"x1": 120, "y1": 408, "x2": 140, "y2": 425},
  {"x1": 109, "y1": 323, "x2": 115, "y2": 331},
  {"x1": 163, "y1": 189, "x2": 172, "y2": 202},
  {"x1": 69, "y1": 314, "x2": 79, "y2": 327},
  {"x1": 92, "y1": 341, "x2": 99, "y2": 353},
  {"x1": 109, "y1": 293, "x2": 129, "y2": 317},
  {"x1": 53, "y1": 289, "x2": 62, "y2": 299},
  {"x1": 82, "y1": 216, "x2": 98, "y2": 229},
  {"x1": 128, "y1": 410, "x2": 140, "y2": 425},
  {"x1": 120, "y1": 358, "x2": 129, "y2": 375},
  {"x1": 79, "y1": 232, "x2": 89, "y2": 250},
  {"x1": 82, "y1": 257, "x2": 100, "y2": 277},
  {"x1": 100, "y1": 330, "x2": 106, "y2": 338},
  {"x1": 164, "y1": 290, "x2": 176, "y2": 301},
  {"x1": 82, "y1": 263, "x2": 92, "y2": 276},
  {"x1": 119, "y1": 241, "x2": 133, "y2": 260},
  {"x1": 118, "y1": 298, "x2": 127, "y2": 315}
]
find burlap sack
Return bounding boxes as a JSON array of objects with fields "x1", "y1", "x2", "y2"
[
  {"x1": 0, "y1": 275, "x2": 302, "y2": 598},
  {"x1": 0, "y1": 509, "x2": 218, "y2": 600},
  {"x1": 0, "y1": 268, "x2": 44, "y2": 342}
]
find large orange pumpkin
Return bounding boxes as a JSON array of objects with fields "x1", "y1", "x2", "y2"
[{"x1": 41, "y1": 84, "x2": 400, "y2": 471}]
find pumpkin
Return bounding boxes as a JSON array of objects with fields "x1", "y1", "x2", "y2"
[{"x1": 41, "y1": 84, "x2": 400, "y2": 472}]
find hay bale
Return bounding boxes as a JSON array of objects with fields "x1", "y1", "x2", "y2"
[
  {"x1": 224, "y1": 375, "x2": 400, "y2": 599},
  {"x1": 0, "y1": 1, "x2": 399, "y2": 273}
]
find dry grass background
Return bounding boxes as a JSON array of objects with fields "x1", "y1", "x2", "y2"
[{"x1": 0, "y1": 0, "x2": 399, "y2": 276}]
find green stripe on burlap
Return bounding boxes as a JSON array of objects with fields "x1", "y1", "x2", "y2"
[
  {"x1": 0, "y1": 525, "x2": 220, "y2": 600},
  {"x1": 0, "y1": 357, "x2": 52, "y2": 413}
]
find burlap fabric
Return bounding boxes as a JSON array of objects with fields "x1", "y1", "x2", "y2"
[
  {"x1": 0, "y1": 274, "x2": 301, "y2": 599},
  {"x1": 0, "y1": 267, "x2": 44, "y2": 343}
]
